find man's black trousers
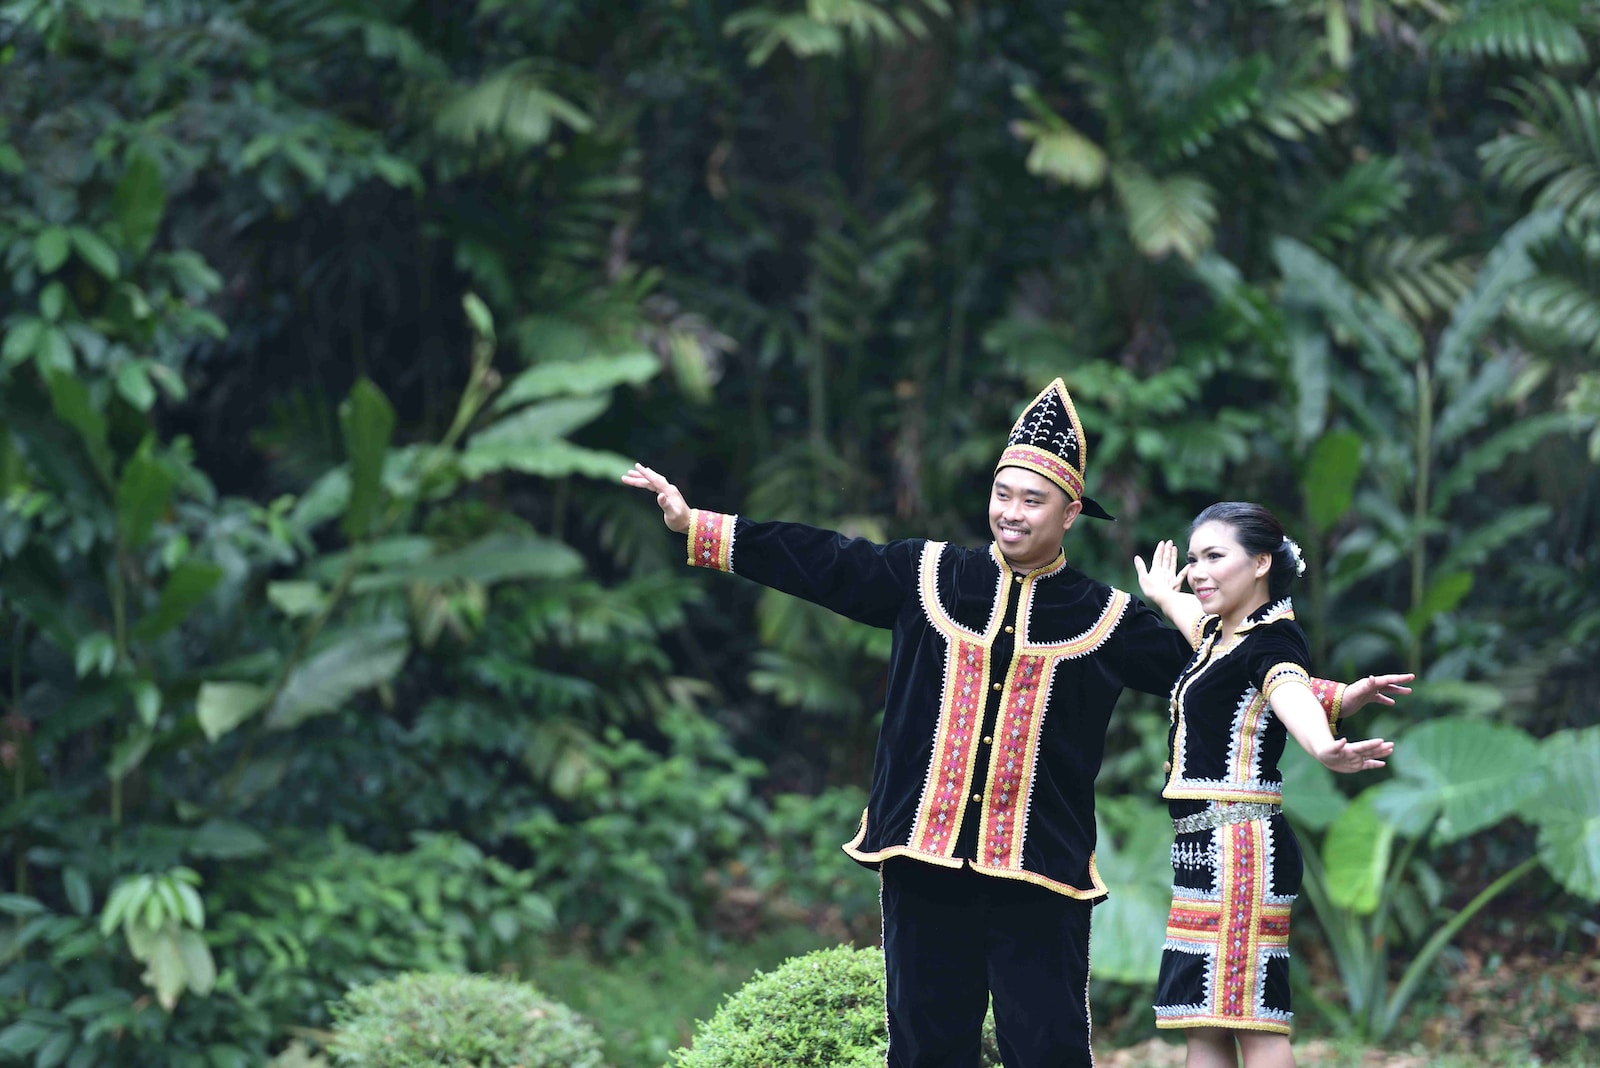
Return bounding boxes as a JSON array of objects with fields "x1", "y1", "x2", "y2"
[{"x1": 882, "y1": 857, "x2": 1095, "y2": 1068}]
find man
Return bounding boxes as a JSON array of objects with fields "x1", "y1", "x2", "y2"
[{"x1": 623, "y1": 379, "x2": 1407, "y2": 1068}]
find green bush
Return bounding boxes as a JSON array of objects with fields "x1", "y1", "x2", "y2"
[
  {"x1": 327, "y1": 972, "x2": 607, "y2": 1068},
  {"x1": 670, "y1": 944, "x2": 1000, "y2": 1068}
]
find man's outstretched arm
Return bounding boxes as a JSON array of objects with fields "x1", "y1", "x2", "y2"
[{"x1": 621, "y1": 462, "x2": 922, "y2": 629}]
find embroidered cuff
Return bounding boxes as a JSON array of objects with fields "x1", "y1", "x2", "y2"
[
  {"x1": 687, "y1": 509, "x2": 737, "y2": 572},
  {"x1": 1262, "y1": 662, "x2": 1312, "y2": 703},
  {"x1": 1308, "y1": 677, "x2": 1345, "y2": 734}
]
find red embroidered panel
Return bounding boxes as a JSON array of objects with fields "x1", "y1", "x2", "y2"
[
  {"x1": 980, "y1": 653, "x2": 1047, "y2": 868},
  {"x1": 1218, "y1": 821, "x2": 1256, "y2": 1017},
  {"x1": 910, "y1": 639, "x2": 985, "y2": 855}
]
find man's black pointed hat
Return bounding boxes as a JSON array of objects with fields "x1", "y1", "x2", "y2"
[{"x1": 994, "y1": 378, "x2": 1115, "y2": 521}]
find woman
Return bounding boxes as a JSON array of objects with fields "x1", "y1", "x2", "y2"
[{"x1": 1134, "y1": 502, "x2": 1406, "y2": 1068}]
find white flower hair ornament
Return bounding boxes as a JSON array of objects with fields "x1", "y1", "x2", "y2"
[{"x1": 1281, "y1": 536, "x2": 1307, "y2": 577}]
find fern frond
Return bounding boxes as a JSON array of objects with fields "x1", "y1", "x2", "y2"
[
  {"x1": 1254, "y1": 86, "x2": 1355, "y2": 144},
  {"x1": 1481, "y1": 76, "x2": 1600, "y2": 219},
  {"x1": 724, "y1": 10, "x2": 845, "y2": 64},
  {"x1": 1299, "y1": 157, "x2": 1412, "y2": 250},
  {"x1": 1144, "y1": 52, "x2": 1267, "y2": 162},
  {"x1": 1507, "y1": 218, "x2": 1600, "y2": 357},
  {"x1": 724, "y1": 0, "x2": 948, "y2": 66},
  {"x1": 434, "y1": 60, "x2": 592, "y2": 148},
  {"x1": 1114, "y1": 168, "x2": 1218, "y2": 262},
  {"x1": 1358, "y1": 234, "x2": 1476, "y2": 327},
  {"x1": 1434, "y1": 0, "x2": 1589, "y2": 67},
  {"x1": 1010, "y1": 85, "x2": 1108, "y2": 188}
]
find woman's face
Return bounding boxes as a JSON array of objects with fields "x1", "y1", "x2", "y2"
[{"x1": 1185, "y1": 520, "x2": 1271, "y2": 621}]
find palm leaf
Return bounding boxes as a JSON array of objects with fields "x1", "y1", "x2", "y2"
[
  {"x1": 1273, "y1": 237, "x2": 1423, "y2": 394},
  {"x1": 1358, "y1": 234, "x2": 1475, "y2": 328},
  {"x1": 1114, "y1": 167, "x2": 1218, "y2": 262},
  {"x1": 1146, "y1": 53, "x2": 1266, "y2": 162},
  {"x1": 1298, "y1": 157, "x2": 1412, "y2": 251},
  {"x1": 434, "y1": 60, "x2": 592, "y2": 148},
  {"x1": 1511, "y1": 269, "x2": 1600, "y2": 350},
  {"x1": 1434, "y1": 0, "x2": 1590, "y2": 67},
  {"x1": 1481, "y1": 76, "x2": 1600, "y2": 219}
]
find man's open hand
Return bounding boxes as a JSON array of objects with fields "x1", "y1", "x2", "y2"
[{"x1": 621, "y1": 463, "x2": 691, "y2": 534}]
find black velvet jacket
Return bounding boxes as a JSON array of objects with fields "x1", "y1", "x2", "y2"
[{"x1": 685, "y1": 510, "x2": 1344, "y2": 900}]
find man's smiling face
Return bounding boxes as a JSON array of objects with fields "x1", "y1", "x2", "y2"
[{"x1": 988, "y1": 467, "x2": 1082, "y2": 572}]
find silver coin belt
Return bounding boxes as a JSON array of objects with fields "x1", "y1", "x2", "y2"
[{"x1": 1171, "y1": 801, "x2": 1282, "y2": 835}]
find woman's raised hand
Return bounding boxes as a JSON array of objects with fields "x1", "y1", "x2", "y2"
[
  {"x1": 1133, "y1": 539, "x2": 1187, "y2": 607},
  {"x1": 1342, "y1": 672, "x2": 1415, "y2": 715},
  {"x1": 1315, "y1": 735, "x2": 1394, "y2": 774},
  {"x1": 621, "y1": 463, "x2": 692, "y2": 534}
]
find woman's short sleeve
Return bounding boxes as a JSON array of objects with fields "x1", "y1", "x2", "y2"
[{"x1": 1246, "y1": 620, "x2": 1313, "y2": 703}]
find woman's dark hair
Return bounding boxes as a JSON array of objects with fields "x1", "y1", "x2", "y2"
[{"x1": 1189, "y1": 501, "x2": 1302, "y2": 600}]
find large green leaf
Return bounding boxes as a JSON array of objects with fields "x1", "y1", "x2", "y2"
[
  {"x1": 196, "y1": 682, "x2": 271, "y2": 742},
  {"x1": 1322, "y1": 789, "x2": 1394, "y2": 914},
  {"x1": 1273, "y1": 237, "x2": 1422, "y2": 380},
  {"x1": 264, "y1": 623, "x2": 410, "y2": 731},
  {"x1": 474, "y1": 395, "x2": 610, "y2": 445},
  {"x1": 1434, "y1": 214, "x2": 1558, "y2": 390},
  {"x1": 34, "y1": 226, "x2": 70, "y2": 272},
  {"x1": 70, "y1": 227, "x2": 119, "y2": 280},
  {"x1": 1089, "y1": 799, "x2": 1173, "y2": 983},
  {"x1": 1301, "y1": 429, "x2": 1362, "y2": 534},
  {"x1": 1372, "y1": 717, "x2": 1543, "y2": 843},
  {"x1": 132, "y1": 561, "x2": 224, "y2": 639},
  {"x1": 1286, "y1": 323, "x2": 1331, "y2": 447},
  {"x1": 1431, "y1": 413, "x2": 1579, "y2": 510},
  {"x1": 1434, "y1": 503, "x2": 1552, "y2": 576},
  {"x1": 114, "y1": 439, "x2": 176, "y2": 549},
  {"x1": 350, "y1": 531, "x2": 583, "y2": 592},
  {"x1": 339, "y1": 378, "x2": 396, "y2": 540},
  {"x1": 44, "y1": 371, "x2": 112, "y2": 481},
  {"x1": 1535, "y1": 726, "x2": 1600, "y2": 902},
  {"x1": 460, "y1": 439, "x2": 633, "y2": 480},
  {"x1": 111, "y1": 148, "x2": 167, "y2": 257},
  {"x1": 492, "y1": 354, "x2": 659, "y2": 412},
  {"x1": 1404, "y1": 570, "x2": 1472, "y2": 639},
  {"x1": 1280, "y1": 743, "x2": 1348, "y2": 831}
]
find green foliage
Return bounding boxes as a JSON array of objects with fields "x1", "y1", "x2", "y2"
[
  {"x1": 0, "y1": 0, "x2": 1597, "y2": 1063},
  {"x1": 514, "y1": 710, "x2": 768, "y2": 953},
  {"x1": 327, "y1": 972, "x2": 606, "y2": 1068},
  {"x1": 1089, "y1": 797, "x2": 1176, "y2": 984},
  {"x1": 670, "y1": 944, "x2": 1001, "y2": 1068},
  {"x1": 1434, "y1": 0, "x2": 1593, "y2": 68},
  {"x1": 1291, "y1": 716, "x2": 1600, "y2": 1041}
]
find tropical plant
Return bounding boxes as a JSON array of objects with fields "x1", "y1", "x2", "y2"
[{"x1": 1283, "y1": 719, "x2": 1600, "y2": 1040}]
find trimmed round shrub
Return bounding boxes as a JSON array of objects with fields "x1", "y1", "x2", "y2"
[
  {"x1": 672, "y1": 944, "x2": 1001, "y2": 1068},
  {"x1": 327, "y1": 971, "x2": 607, "y2": 1068}
]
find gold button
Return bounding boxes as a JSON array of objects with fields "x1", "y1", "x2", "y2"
[
  {"x1": 992, "y1": 683, "x2": 1001, "y2": 691},
  {"x1": 1004, "y1": 625, "x2": 1014, "y2": 634},
  {"x1": 1014, "y1": 575, "x2": 1024, "y2": 583},
  {"x1": 971, "y1": 793, "x2": 982, "y2": 803},
  {"x1": 982, "y1": 736, "x2": 993, "y2": 745}
]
